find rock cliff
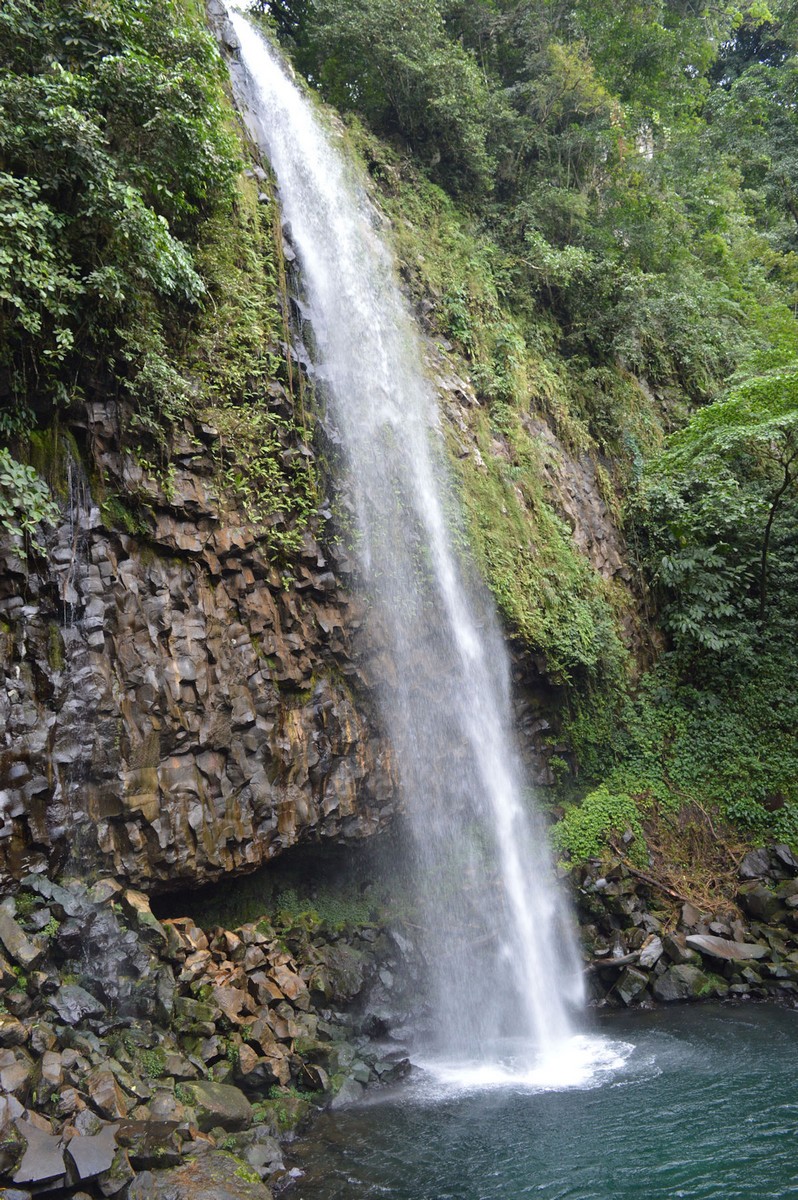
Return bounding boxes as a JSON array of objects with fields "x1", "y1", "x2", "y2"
[{"x1": 0, "y1": 399, "x2": 395, "y2": 892}]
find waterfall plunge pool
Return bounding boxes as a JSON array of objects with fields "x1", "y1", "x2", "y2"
[{"x1": 285, "y1": 1004, "x2": 798, "y2": 1199}]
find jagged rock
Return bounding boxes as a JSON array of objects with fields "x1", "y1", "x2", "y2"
[
  {"x1": 89, "y1": 879, "x2": 124, "y2": 905},
  {"x1": 638, "y1": 936, "x2": 663, "y2": 969},
  {"x1": 97, "y1": 1147, "x2": 135, "y2": 1197},
  {"x1": 55, "y1": 1087, "x2": 84, "y2": 1118},
  {"x1": 21, "y1": 876, "x2": 90, "y2": 919},
  {"x1": 374, "y1": 1055, "x2": 411, "y2": 1083},
  {"x1": 74, "y1": 1110, "x2": 106, "y2": 1139},
  {"x1": 0, "y1": 1050, "x2": 33, "y2": 1098},
  {"x1": 85, "y1": 1070, "x2": 129, "y2": 1121},
  {"x1": 212, "y1": 986, "x2": 253, "y2": 1024},
  {"x1": 330, "y1": 1078, "x2": 364, "y2": 1109},
  {"x1": 738, "y1": 883, "x2": 782, "y2": 922},
  {"x1": 179, "y1": 1082, "x2": 253, "y2": 1132},
  {"x1": 680, "y1": 902, "x2": 706, "y2": 931},
  {"x1": 685, "y1": 935, "x2": 768, "y2": 962},
  {"x1": 116, "y1": 1120, "x2": 183, "y2": 1169},
  {"x1": 0, "y1": 912, "x2": 42, "y2": 971},
  {"x1": 613, "y1": 967, "x2": 649, "y2": 1006},
  {"x1": 28, "y1": 1023, "x2": 57, "y2": 1055},
  {"x1": 662, "y1": 933, "x2": 700, "y2": 966},
  {"x1": 269, "y1": 965, "x2": 306, "y2": 1002},
  {"x1": 738, "y1": 849, "x2": 772, "y2": 880},
  {"x1": 120, "y1": 891, "x2": 168, "y2": 951},
  {"x1": 299, "y1": 1063, "x2": 329, "y2": 1091},
  {"x1": 774, "y1": 844, "x2": 798, "y2": 874},
  {"x1": 0, "y1": 1097, "x2": 25, "y2": 1177},
  {"x1": 0, "y1": 1018, "x2": 27, "y2": 1049},
  {"x1": 148, "y1": 1092, "x2": 190, "y2": 1126},
  {"x1": 241, "y1": 1131, "x2": 284, "y2": 1179},
  {"x1": 12, "y1": 1119, "x2": 66, "y2": 1187},
  {"x1": 65, "y1": 1124, "x2": 119, "y2": 1181},
  {"x1": 652, "y1": 964, "x2": 710, "y2": 1003},
  {"x1": 49, "y1": 985, "x2": 105, "y2": 1025},
  {"x1": 308, "y1": 944, "x2": 364, "y2": 1000},
  {"x1": 0, "y1": 953, "x2": 18, "y2": 992},
  {"x1": 128, "y1": 1147, "x2": 272, "y2": 1199}
]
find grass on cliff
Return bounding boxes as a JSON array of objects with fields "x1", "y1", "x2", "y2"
[
  {"x1": 340, "y1": 117, "x2": 638, "y2": 689},
  {"x1": 552, "y1": 640, "x2": 798, "y2": 890}
]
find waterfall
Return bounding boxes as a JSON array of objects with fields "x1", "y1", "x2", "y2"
[{"x1": 225, "y1": 6, "x2": 585, "y2": 1072}]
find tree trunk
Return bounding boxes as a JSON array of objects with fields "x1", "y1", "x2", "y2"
[{"x1": 759, "y1": 458, "x2": 795, "y2": 623}]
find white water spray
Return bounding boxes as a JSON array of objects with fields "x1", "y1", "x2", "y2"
[{"x1": 225, "y1": 7, "x2": 585, "y2": 1073}]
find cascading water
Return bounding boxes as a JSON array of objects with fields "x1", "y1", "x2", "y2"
[{"x1": 225, "y1": 5, "x2": 588, "y2": 1078}]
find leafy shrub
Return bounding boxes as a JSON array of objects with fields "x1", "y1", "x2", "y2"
[
  {"x1": 0, "y1": 448, "x2": 58, "y2": 552},
  {"x1": 552, "y1": 785, "x2": 646, "y2": 865}
]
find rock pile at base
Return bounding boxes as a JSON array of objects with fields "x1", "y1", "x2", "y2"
[
  {"x1": 0, "y1": 877, "x2": 415, "y2": 1199},
  {"x1": 576, "y1": 844, "x2": 798, "y2": 1007}
]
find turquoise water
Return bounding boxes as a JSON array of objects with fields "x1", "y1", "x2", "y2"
[{"x1": 288, "y1": 1005, "x2": 798, "y2": 1199}]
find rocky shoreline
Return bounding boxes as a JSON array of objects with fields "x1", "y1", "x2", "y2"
[
  {"x1": 576, "y1": 843, "x2": 798, "y2": 1007},
  {"x1": 0, "y1": 843, "x2": 796, "y2": 1198},
  {"x1": 0, "y1": 874, "x2": 418, "y2": 1199}
]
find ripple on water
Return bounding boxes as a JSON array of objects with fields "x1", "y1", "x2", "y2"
[{"x1": 288, "y1": 1006, "x2": 798, "y2": 1200}]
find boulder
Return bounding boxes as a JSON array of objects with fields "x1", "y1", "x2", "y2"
[
  {"x1": 685, "y1": 935, "x2": 768, "y2": 962},
  {"x1": 0, "y1": 1051, "x2": 33, "y2": 1098},
  {"x1": 116, "y1": 1120, "x2": 183, "y2": 1169},
  {"x1": 179, "y1": 1082, "x2": 253, "y2": 1132},
  {"x1": 330, "y1": 1078, "x2": 363, "y2": 1109},
  {"x1": 49, "y1": 985, "x2": 105, "y2": 1025},
  {"x1": 0, "y1": 1018, "x2": 28, "y2": 1049},
  {"x1": 0, "y1": 912, "x2": 43, "y2": 971},
  {"x1": 0, "y1": 1096, "x2": 25, "y2": 1176},
  {"x1": 65, "y1": 1124, "x2": 119, "y2": 1182},
  {"x1": 773, "y1": 844, "x2": 798, "y2": 874},
  {"x1": 638, "y1": 936, "x2": 663, "y2": 969},
  {"x1": 652, "y1": 964, "x2": 710, "y2": 1003},
  {"x1": 612, "y1": 967, "x2": 649, "y2": 1007},
  {"x1": 737, "y1": 882, "x2": 782, "y2": 922},
  {"x1": 299, "y1": 1063, "x2": 329, "y2": 1092},
  {"x1": 738, "y1": 849, "x2": 772, "y2": 880},
  {"x1": 85, "y1": 1070, "x2": 129, "y2": 1121},
  {"x1": 97, "y1": 1147, "x2": 134, "y2": 1197},
  {"x1": 20, "y1": 876, "x2": 91, "y2": 919},
  {"x1": 662, "y1": 933, "x2": 700, "y2": 966},
  {"x1": 241, "y1": 1131, "x2": 284, "y2": 1179},
  {"x1": 13, "y1": 1119, "x2": 66, "y2": 1188},
  {"x1": 128, "y1": 1148, "x2": 272, "y2": 1199}
]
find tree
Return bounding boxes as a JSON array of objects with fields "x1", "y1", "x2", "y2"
[
  {"x1": 640, "y1": 350, "x2": 798, "y2": 650},
  {"x1": 274, "y1": 0, "x2": 496, "y2": 193}
]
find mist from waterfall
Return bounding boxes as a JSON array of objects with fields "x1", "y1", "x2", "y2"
[{"x1": 225, "y1": 5, "x2": 585, "y2": 1072}]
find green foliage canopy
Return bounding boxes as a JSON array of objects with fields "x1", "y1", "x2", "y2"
[
  {"x1": 0, "y1": 0, "x2": 238, "y2": 417},
  {"x1": 640, "y1": 351, "x2": 798, "y2": 649}
]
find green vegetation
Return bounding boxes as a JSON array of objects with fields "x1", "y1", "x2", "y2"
[
  {"x1": 0, "y1": 447, "x2": 59, "y2": 552},
  {"x1": 0, "y1": 0, "x2": 318, "y2": 562},
  {"x1": 184, "y1": 862, "x2": 386, "y2": 934},
  {"x1": 4, "y1": 0, "x2": 798, "y2": 884},
  {"x1": 139, "y1": 1047, "x2": 167, "y2": 1079},
  {"x1": 259, "y1": 0, "x2": 798, "y2": 871},
  {"x1": 552, "y1": 785, "x2": 646, "y2": 866}
]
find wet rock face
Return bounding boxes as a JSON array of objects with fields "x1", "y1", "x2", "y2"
[{"x1": 0, "y1": 403, "x2": 395, "y2": 890}]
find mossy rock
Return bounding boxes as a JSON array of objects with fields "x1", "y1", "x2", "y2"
[{"x1": 180, "y1": 1082, "x2": 253, "y2": 1133}]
